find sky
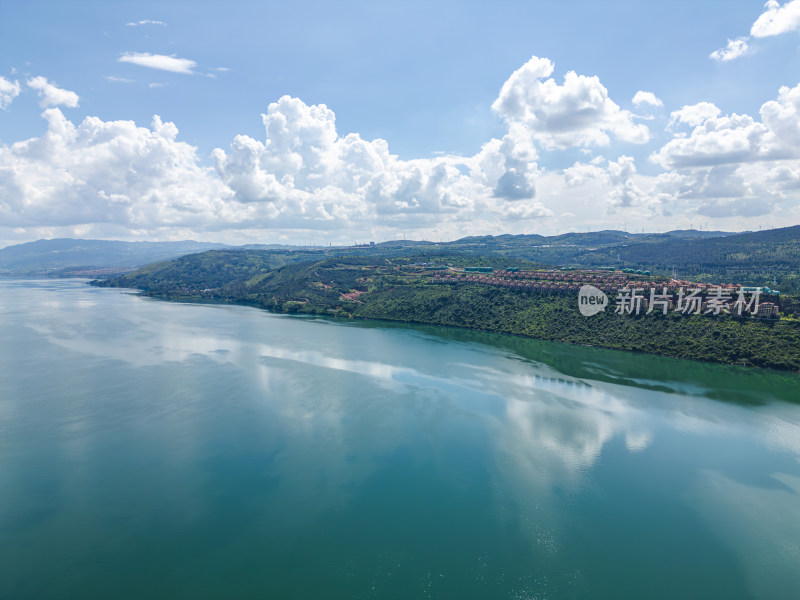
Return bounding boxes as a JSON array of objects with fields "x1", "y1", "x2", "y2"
[{"x1": 2, "y1": 0, "x2": 800, "y2": 247}]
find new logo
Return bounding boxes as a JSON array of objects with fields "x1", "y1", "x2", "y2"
[{"x1": 578, "y1": 285, "x2": 608, "y2": 316}]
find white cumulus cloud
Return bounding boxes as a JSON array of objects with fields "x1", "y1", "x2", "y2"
[
  {"x1": 667, "y1": 102, "x2": 722, "y2": 128},
  {"x1": 5, "y1": 53, "x2": 798, "y2": 242},
  {"x1": 212, "y1": 95, "x2": 551, "y2": 229},
  {"x1": 655, "y1": 84, "x2": 800, "y2": 169},
  {"x1": 26, "y1": 76, "x2": 79, "y2": 108},
  {"x1": 657, "y1": 112, "x2": 767, "y2": 169},
  {"x1": 563, "y1": 157, "x2": 607, "y2": 187},
  {"x1": 632, "y1": 91, "x2": 663, "y2": 107},
  {"x1": 605, "y1": 156, "x2": 650, "y2": 210},
  {"x1": 119, "y1": 52, "x2": 197, "y2": 74},
  {"x1": 646, "y1": 84, "x2": 800, "y2": 220},
  {"x1": 491, "y1": 56, "x2": 650, "y2": 150},
  {"x1": 0, "y1": 109, "x2": 230, "y2": 230},
  {"x1": 0, "y1": 76, "x2": 21, "y2": 109},
  {"x1": 710, "y1": 37, "x2": 750, "y2": 61},
  {"x1": 0, "y1": 89, "x2": 557, "y2": 243},
  {"x1": 652, "y1": 163, "x2": 787, "y2": 219},
  {"x1": 564, "y1": 156, "x2": 655, "y2": 214},
  {"x1": 751, "y1": 0, "x2": 800, "y2": 37}
]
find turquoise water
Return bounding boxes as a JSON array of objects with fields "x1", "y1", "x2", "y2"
[{"x1": 1, "y1": 278, "x2": 799, "y2": 599}]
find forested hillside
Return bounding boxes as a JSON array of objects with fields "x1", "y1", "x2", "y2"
[
  {"x1": 588, "y1": 226, "x2": 800, "y2": 293},
  {"x1": 452, "y1": 226, "x2": 800, "y2": 294},
  {"x1": 8, "y1": 225, "x2": 798, "y2": 293},
  {"x1": 96, "y1": 250, "x2": 800, "y2": 371}
]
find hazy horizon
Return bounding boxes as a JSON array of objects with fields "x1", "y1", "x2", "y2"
[{"x1": 2, "y1": 224, "x2": 779, "y2": 252}]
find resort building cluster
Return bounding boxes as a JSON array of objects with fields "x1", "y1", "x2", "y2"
[{"x1": 408, "y1": 265, "x2": 782, "y2": 318}]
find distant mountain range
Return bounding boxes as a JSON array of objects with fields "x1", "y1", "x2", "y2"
[
  {"x1": 2, "y1": 226, "x2": 798, "y2": 294},
  {"x1": 430, "y1": 226, "x2": 800, "y2": 294},
  {"x1": 0, "y1": 230, "x2": 736, "y2": 274},
  {"x1": 0, "y1": 239, "x2": 230, "y2": 274}
]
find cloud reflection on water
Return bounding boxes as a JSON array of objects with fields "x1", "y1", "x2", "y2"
[
  {"x1": 18, "y1": 280, "x2": 800, "y2": 487},
  {"x1": 5, "y1": 278, "x2": 800, "y2": 588}
]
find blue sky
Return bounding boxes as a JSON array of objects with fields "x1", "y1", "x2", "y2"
[{"x1": 2, "y1": 0, "x2": 800, "y2": 246}]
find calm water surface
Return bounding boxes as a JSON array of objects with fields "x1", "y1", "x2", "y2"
[{"x1": 1, "y1": 278, "x2": 799, "y2": 599}]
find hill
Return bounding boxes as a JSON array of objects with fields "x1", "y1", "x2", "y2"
[
  {"x1": 445, "y1": 226, "x2": 800, "y2": 294},
  {"x1": 95, "y1": 250, "x2": 800, "y2": 372},
  {"x1": 6, "y1": 224, "x2": 799, "y2": 294},
  {"x1": 582, "y1": 225, "x2": 800, "y2": 293}
]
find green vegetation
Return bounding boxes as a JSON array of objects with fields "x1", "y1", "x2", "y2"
[
  {"x1": 415, "y1": 225, "x2": 800, "y2": 294},
  {"x1": 354, "y1": 283, "x2": 800, "y2": 371},
  {"x1": 9, "y1": 225, "x2": 799, "y2": 294},
  {"x1": 580, "y1": 226, "x2": 800, "y2": 294},
  {"x1": 105, "y1": 249, "x2": 323, "y2": 293},
  {"x1": 96, "y1": 248, "x2": 800, "y2": 372}
]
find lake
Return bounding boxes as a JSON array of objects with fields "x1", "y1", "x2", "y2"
[{"x1": 1, "y1": 278, "x2": 799, "y2": 599}]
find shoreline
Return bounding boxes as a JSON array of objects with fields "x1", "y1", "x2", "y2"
[{"x1": 102, "y1": 282, "x2": 800, "y2": 374}]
